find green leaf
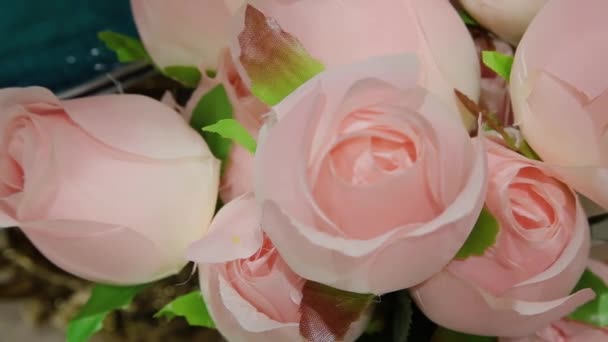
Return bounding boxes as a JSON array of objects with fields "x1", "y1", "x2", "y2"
[
  {"x1": 203, "y1": 119, "x2": 257, "y2": 154},
  {"x1": 433, "y1": 327, "x2": 496, "y2": 342},
  {"x1": 392, "y1": 292, "x2": 413, "y2": 342},
  {"x1": 458, "y1": 10, "x2": 478, "y2": 26},
  {"x1": 482, "y1": 51, "x2": 514, "y2": 82},
  {"x1": 67, "y1": 284, "x2": 146, "y2": 342},
  {"x1": 190, "y1": 85, "x2": 234, "y2": 162},
  {"x1": 155, "y1": 291, "x2": 216, "y2": 328},
  {"x1": 237, "y1": 5, "x2": 325, "y2": 106},
  {"x1": 98, "y1": 31, "x2": 151, "y2": 63},
  {"x1": 163, "y1": 66, "x2": 202, "y2": 88},
  {"x1": 569, "y1": 269, "x2": 608, "y2": 327},
  {"x1": 455, "y1": 208, "x2": 499, "y2": 260}
]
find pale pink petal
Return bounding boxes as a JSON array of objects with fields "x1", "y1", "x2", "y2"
[
  {"x1": 501, "y1": 259, "x2": 608, "y2": 342},
  {"x1": 410, "y1": 0, "x2": 480, "y2": 128},
  {"x1": 188, "y1": 193, "x2": 262, "y2": 264},
  {"x1": 198, "y1": 265, "x2": 303, "y2": 342},
  {"x1": 547, "y1": 166, "x2": 608, "y2": 212},
  {"x1": 460, "y1": 0, "x2": 547, "y2": 44},
  {"x1": 220, "y1": 144, "x2": 255, "y2": 203},
  {"x1": 160, "y1": 91, "x2": 182, "y2": 114},
  {"x1": 61, "y1": 94, "x2": 212, "y2": 160},
  {"x1": 511, "y1": 0, "x2": 607, "y2": 100},
  {"x1": 549, "y1": 321, "x2": 608, "y2": 342},
  {"x1": 0, "y1": 87, "x2": 59, "y2": 110},
  {"x1": 131, "y1": 0, "x2": 242, "y2": 69},
  {"x1": 21, "y1": 220, "x2": 174, "y2": 285},
  {"x1": 514, "y1": 71, "x2": 601, "y2": 166},
  {"x1": 509, "y1": 203, "x2": 590, "y2": 301},
  {"x1": 411, "y1": 270, "x2": 595, "y2": 337},
  {"x1": 218, "y1": 274, "x2": 299, "y2": 332}
]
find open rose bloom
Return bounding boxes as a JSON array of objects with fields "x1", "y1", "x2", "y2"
[
  {"x1": 254, "y1": 54, "x2": 487, "y2": 295},
  {"x1": 3, "y1": 0, "x2": 608, "y2": 341},
  {"x1": 411, "y1": 139, "x2": 592, "y2": 337}
]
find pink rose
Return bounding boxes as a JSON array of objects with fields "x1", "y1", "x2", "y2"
[
  {"x1": 0, "y1": 87, "x2": 220, "y2": 284},
  {"x1": 131, "y1": 0, "x2": 244, "y2": 70},
  {"x1": 501, "y1": 260, "x2": 608, "y2": 342},
  {"x1": 411, "y1": 139, "x2": 593, "y2": 337},
  {"x1": 460, "y1": 0, "x2": 548, "y2": 45},
  {"x1": 510, "y1": 0, "x2": 608, "y2": 210},
  {"x1": 185, "y1": 50, "x2": 269, "y2": 203},
  {"x1": 238, "y1": 0, "x2": 480, "y2": 129},
  {"x1": 254, "y1": 55, "x2": 487, "y2": 294},
  {"x1": 188, "y1": 194, "x2": 367, "y2": 342}
]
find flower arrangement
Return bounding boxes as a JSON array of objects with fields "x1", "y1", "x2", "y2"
[{"x1": 2, "y1": 0, "x2": 608, "y2": 341}]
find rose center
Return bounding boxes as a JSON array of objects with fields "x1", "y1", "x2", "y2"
[
  {"x1": 329, "y1": 129, "x2": 418, "y2": 186},
  {"x1": 508, "y1": 179, "x2": 556, "y2": 230},
  {"x1": 238, "y1": 237, "x2": 278, "y2": 278}
]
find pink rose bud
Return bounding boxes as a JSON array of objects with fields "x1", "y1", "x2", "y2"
[
  {"x1": 510, "y1": 0, "x2": 608, "y2": 210},
  {"x1": 501, "y1": 259, "x2": 608, "y2": 342},
  {"x1": 238, "y1": 0, "x2": 481, "y2": 129},
  {"x1": 0, "y1": 87, "x2": 220, "y2": 284},
  {"x1": 411, "y1": 139, "x2": 593, "y2": 338},
  {"x1": 460, "y1": 0, "x2": 548, "y2": 45},
  {"x1": 254, "y1": 55, "x2": 487, "y2": 295},
  {"x1": 188, "y1": 194, "x2": 367, "y2": 342},
  {"x1": 131, "y1": 0, "x2": 244, "y2": 69}
]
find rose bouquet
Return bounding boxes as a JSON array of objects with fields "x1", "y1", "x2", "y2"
[{"x1": 2, "y1": 0, "x2": 608, "y2": 341}]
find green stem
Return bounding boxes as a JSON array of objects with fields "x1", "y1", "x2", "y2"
[{"x1": 517, "y1": 140, "x2": 541, "y2": 161}]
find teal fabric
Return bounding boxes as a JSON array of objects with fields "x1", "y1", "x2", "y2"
[{"x1": 0, "y1": 1, "x2": 137, "y2": 92}]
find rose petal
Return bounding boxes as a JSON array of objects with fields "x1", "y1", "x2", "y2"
[
  {"x1": 512, "y1": 0, "x2": 607, "y2": 100},
  {"x1": 198, "y1": 265, "x2": 302, "y2": 342},
  {"x1": 131, "y1": 0, "x2": 240, "y2": 69},
  {"x1": 460, "y1": 0, "x2": 547, "y2": 44},
  {"x1": 411, "y1": 270, "x2": 595, "y2": 337},
  {"x1": 61, "y1": 94, "x2": 212, "y2": 160},
  {"x1": 522, "y1": 72, "x2": 600, "y2": 166},
  {"x1": 220, "y1": 143, "x2": 255, "y2": 203},
  {"x1": 218, "y1": 273, "x2": 299, "y2": 333},
  {"x1": 0, "y1": 87, "x2": 58, "y2": 110},
  {"x1": 188, "y1": 193, "x2": 263, "y2": 264},
  {"x1": 20, "y1": 219, "x2": 175, "y2": 284}
]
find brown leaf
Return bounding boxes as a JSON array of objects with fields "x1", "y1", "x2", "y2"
[
  {"x1": 299, "y1": 281, "x2": 374, "y2": 342},
  {"x1": 237, "y1": 5, "x2": 324, "y2": 105}
]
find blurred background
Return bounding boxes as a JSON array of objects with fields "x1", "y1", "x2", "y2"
[{"x1": 0, "y1": 1, "x2": 137, "y2": 92}]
